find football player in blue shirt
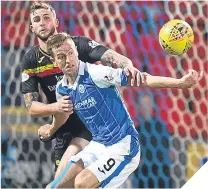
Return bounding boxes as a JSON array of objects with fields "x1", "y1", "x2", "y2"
[{"x1": 39, "y1": 32, "x2": 202, "y2": 188}]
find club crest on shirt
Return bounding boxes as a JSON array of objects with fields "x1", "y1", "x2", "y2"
[
  {"x1": 78, "y1": 84, "x2": 85, "y2": 93},
  {"x1": 22, "y1": 72, "x2": 29, "y2": 82},
  {"x1": 88, "y1": 40, "x2": 100, "y2": 48}
]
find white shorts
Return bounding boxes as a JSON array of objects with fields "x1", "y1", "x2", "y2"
[{"x1": 71, "y1": 135, "x2": 140, "y2": 189}]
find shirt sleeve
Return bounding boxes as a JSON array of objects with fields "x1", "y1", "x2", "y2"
[
  {"x1": 86, "y1": 63, "x2": 128, "y2": 88},
  {"x1": 73, "y1": 36, "x2": 109, "y2": 63},
  {"x1": 21, "y1": 52, "x2": 39, "y2": 94}
]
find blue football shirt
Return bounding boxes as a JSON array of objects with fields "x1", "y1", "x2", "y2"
[{"x1": 56, "y1": 61, "x2": 138, "y2": 146}]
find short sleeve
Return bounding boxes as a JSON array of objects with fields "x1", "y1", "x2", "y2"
[
  {"x1": 21, "y1": 53, "x2": 39, "y2": 94},
  {"x1": 86, "y1": 63, "x2": 128, "y2": 88},
  {"x1": 73, "y1": 36, "x2": 109, "y2": 63}
]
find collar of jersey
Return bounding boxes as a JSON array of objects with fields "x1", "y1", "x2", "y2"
[
  {"x1": 39, "y1": 47, "x2": 51, "y2": 58},
  {"x1": 62, "y1": 60, "x2": 85, "y2": 89}
]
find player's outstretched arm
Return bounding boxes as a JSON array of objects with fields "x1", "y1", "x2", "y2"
[
  {"x1": 101, "y1": 49, "x2": 142, "y2": 86},
  {"x1": 91, "y1": 65, "x2": 201, "y2": 89},
  {"x1": 38, "y1": 112, "x2": 70, "y2": 140},
  {"x1": 24, "y1": 93, "x2": 73, "y2": 117},
  {"x1": 138, "y1": 70, "x2": 203, "y2": 88}
]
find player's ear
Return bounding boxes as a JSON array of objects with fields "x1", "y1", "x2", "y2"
[
  {"x1": 53, "y1": 61, "x2": 59, "y2": 67},
  {"x1": 55, "y1": 18, "x2": 59, "y2": 28},
  {"x1": 30, "y1": 24, "x2": 34, "y2": 33},
  {"x1": 50, "y1": 57, "x2": 58, "y2": 67},
  {"x1": 75, "y1": 47, "x2": 78, "y2": 56}
]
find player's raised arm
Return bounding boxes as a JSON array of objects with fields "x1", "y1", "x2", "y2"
[
  {"x1": 101, "y1": 49, "x2": 142, "y2": 86},
  {"x1": 88, "y1": 64, "x2": 202, "y2": 89},
  {"x1": 75, "y1": 36, "x2": 141, "y2": 86},
  {"x1": 138, "y1": 70, "x2": 203, "y2": 88}
]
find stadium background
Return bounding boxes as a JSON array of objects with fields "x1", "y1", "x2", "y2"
[{"x1": 1, "y1": 1, "x2": 207, "y2": 188}]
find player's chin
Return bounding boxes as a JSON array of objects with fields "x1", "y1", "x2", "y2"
[
  {"x1": 66, "y1": 69, "x2": 73, "y2": 74},
  {"x1": 42, "y1": 32, "x2": 52, "y2": 38},
  {"x1": 36, "y1": 33, "x2": 50, "y2": 42}
]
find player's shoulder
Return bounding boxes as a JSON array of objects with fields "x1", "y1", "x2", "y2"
[
  {"x1": 86, "y1": 63, "x2": 113, "y2": 71},
  {"x1": 85, "y1": 63, "x2": 111, "y2": 78},
  {"x1": 56, "y1": 78, "x2": 63, "y2": 93},
  {"x1": 85, "y1": 62, "x2": 103, "y2": 71},
  {"x1": 23, "y1": 46, "x2": 39, "y2": 58},
  {"x1": 56, "y1": 77, "x2": 64, "y2": 88},
  {"x1": 56, "y1": 77, "x2": 69, "y2": 96},
  {"x1": 86, "y1": 63, "x2": 124, "y2": 81},
  {"x1": 71, "y1": 36, "x2": 90, "y2": 41},
  {"x1": 21, "y1": 46, "x2": 40, "y2": 69},
  {"x1": 71, "y1": 36, "x2": 91, "y2": 45}
]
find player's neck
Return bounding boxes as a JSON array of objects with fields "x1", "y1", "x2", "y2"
[
  {"x1": 66, "y1": 61, "x2": 80, "y2": 86},
  {"x1": 38, "y1": 30, "x2": 58, "y2": 52},
  {"x1": 66, "y1": 72, "x2": 78, "y2": 86},
  {"x1": 38, "y1": 39, "x2": 48, "y2": 52}
]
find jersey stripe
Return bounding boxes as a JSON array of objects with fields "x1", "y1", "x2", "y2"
[
  {"x1": 38, "y1": 68, "x2": 62, "y2": 77},
  {"x1": 23, "y1": 64, "x2": 61, "y2": 74}
]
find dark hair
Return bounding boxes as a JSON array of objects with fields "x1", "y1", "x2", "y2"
[
  {"x1": 47, "y1": 32, "x2": 74, "y2": 57},
  {"x1": 30, "y1": 2, "x2": 56, "y2": 16}
]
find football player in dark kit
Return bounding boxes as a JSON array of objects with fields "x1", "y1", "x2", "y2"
[{"x1": 21, "y1": 2, "x2": 142, "y2": 179}]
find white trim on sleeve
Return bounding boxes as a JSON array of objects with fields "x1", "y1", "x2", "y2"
[{"x1": 86, "y1": 63, "x2": 123, "y2": 88}]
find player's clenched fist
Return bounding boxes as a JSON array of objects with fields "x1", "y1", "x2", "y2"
[
  {"x1": 179, "y1": 70, "x2": 203, "y2": 88},
  {"x1": 38, "y1": 124, "x2": 54, "y2": 139},
  {"x1": 54, "y1": 96, "x2": 73, "y2": 113}
]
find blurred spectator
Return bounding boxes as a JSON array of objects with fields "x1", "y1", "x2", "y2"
[{"x1": 134, "y1": 92, "x2": 171, "y2": 188}]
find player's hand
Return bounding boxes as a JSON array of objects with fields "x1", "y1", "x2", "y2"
[
  {"x1": 55, "y1": 96, "x2": 73, "y2": 113},
  {"x1": 124, "y1": 66, "x2": 144, "y2": 86},
  {"x1": 38, "y1": 124, "x2": 54, "y2": 139},
  {"x1": 180, "y1": 69, "x2": 203, "y2": 88}
]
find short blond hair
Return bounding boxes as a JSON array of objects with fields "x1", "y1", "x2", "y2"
[
  {"x1": 30, "y1": 2, "x2": 56, "y2": 17},
  {"x1": 47, "y1": 32, "x2": 75, "y2": 57}
]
